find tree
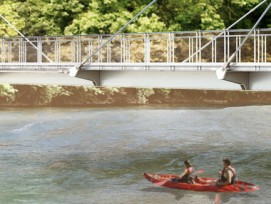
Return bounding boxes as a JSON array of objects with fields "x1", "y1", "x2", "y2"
[
  {"x1": 64, "y1": 0, "x2": 166, "y2": 35},
  {"x1": 0, "y1": 0, "x2": 25, "y2": 37},
  {"x1": 220, "y1": 0, "x2": 264, "y2": 29},
  {"x1": 0, "y1": 0, "x2": 270, "y2": 37},
  {"x1": 0, "y1": 84, "x2": 17, "y2": 103}
]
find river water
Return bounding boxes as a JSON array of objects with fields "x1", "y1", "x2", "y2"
[{"x1": 0, "y1": 106, "x2": 270, "y2": 204}]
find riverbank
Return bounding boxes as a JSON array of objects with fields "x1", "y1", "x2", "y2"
[{"x1": 0, "y1": 84, "x2": 271, "y2": 107}]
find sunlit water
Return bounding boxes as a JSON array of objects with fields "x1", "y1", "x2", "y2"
[{"x1": 0, "y1": 106, "x2": 270, "y2": 204}]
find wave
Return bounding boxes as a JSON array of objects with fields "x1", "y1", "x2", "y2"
[{"x1": 11, "y1": 122, "x2": 41, "y2": 133}]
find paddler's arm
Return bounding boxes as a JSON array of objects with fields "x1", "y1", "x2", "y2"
[
  {"x1": 216, "y1": 170, "x2": 232, "y2": 186},
  {"x1": 176, "y1": 169, "x2": 188, "y2": 179}
]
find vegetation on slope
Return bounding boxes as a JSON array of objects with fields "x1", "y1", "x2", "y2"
[
  {"x1": 0, "y1": 0, "x2": 270, "y2": 37},
  {"x1": 1, "y1": 84, "x2": 271, "y2": 107}
]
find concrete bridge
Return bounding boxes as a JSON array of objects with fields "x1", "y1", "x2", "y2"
[{"x1": 0, "y1": 29, "x2": 271, "y2": 90}]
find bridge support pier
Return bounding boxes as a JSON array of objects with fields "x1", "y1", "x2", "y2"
[
  {"x1": 76, "y1": 70, "x2": 101, "y2": 86},
  {"x1": 216, "y1": 69, "x2": 249, "y2": 90}
]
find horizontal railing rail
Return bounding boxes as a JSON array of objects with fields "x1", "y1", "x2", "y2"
[{"x1": 0, "y1": 62, "x2": 270, "y2": 72}]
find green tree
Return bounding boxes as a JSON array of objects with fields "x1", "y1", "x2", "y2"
[
  {"x1": 0, "y1": 0, "x2": 270, "y2": 36},
  {"x1": 0, "y1": 0, "x2": 25, "y2": 37},
  {"x1": 154, "y1": 0, "x2": 225, "y2": 31},
  {"x1": 65, "y1": 0, "x2": 165, "y2": 35},
  {"x1": 220, "y1": 0, "x2": 264, "y2": 29},
  {"x1": 199, "y1": 0, "x2": 225, "y2": 30},
  {"x1": 0, "y1": 84, "x2": 17, "y2": 103}
]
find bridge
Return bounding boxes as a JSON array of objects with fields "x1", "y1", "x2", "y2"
[
  {"x1": 0, "y1": 29, "x2": 271, "y2": 90},
  {"x1": 0, "y1": 0, "x2": 271, "y2": 90}
]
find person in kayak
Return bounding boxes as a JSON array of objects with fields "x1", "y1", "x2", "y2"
[
  {"x1": 216, "y1": 158, "x2": 237, "y2": 186},
  {"x1": 172, "y1": 160, "x2": 195, "y2": 183}
]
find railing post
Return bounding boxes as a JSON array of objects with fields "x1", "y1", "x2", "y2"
[
  {"x1": 72, "y1": 37, "x2": 75, "y2": 62},
  {"x1": 88, "y1": 40, "x2": 93, "y2": 64},
  {"x1": 211, "y1": 34, "x2": 215, "y2": 63},
  {"x1": 98, "y1": 35, "x2": 103, "y2": 63},
  {"x1": 23, "y1": 39, "x2": 26, "y2": 63},
  {"x1": 167, "y1": 32, "x2": 174, "y2": 63},
  {"x1": 19, "y1": 37, "x2": 22, "y2": 62},
  {"x1": 0, "y1": 38, "x2": 1, "y2": 62},
  {"x1": 107, "y1": 37, "x2": 111, "y2": 63},
  {"x1": 224, "y1": 30, "x2": 226, "y2": 63},
  {"x1": 55, "y1": 37, "x2": 60, "y2": 62},
  {"x1": 235, "y1": 36, "x2": 238, "y2": 63},
  {"x1": 254, "y1": 30, "x2": 256, "y2": 63},
  {"x1": 239, "y1": 36, "x2": 242, "y2": 62},
  {"x1": 144, "y1": 33, "x2": 150, "y2": 63},
  {"x1": 212, "y1": 32, "x2": 218, "y2": 63},
  {"x1": 196, "y1": 31, "x2": 198, "y2": 63},
  {"x1": 124, "y1": 35, "x2": 131, "y2": 63},
  {"x1": 172, "y1": 32, "x2": 175, "y2": 63},
  {"x1": 189, "y1": 37, "x2": 191, "y2": 63},
  {"x1": 78, "y1": 35, "x2": 82, "y2": 63},
  {"x1": 1, "y1": 38, "x2": 5, "y2": 62},
  {"x1": 257, "y1": 30, "x2": 261, "y2": 62},
  {"x1": 264, "y1": 34, "x2": 267, "y2": 63},
  {"x1": 37, "y1": 37, "x2": 42, "y2": 63},
  {"x1": 227, "y1": 30, "x2": 230, "y2": 60},
  {"x1": 121, "y1": 34, "x2": 124, "y2": 63},
  {"x1": 167, "y1": 33, "x2": 170, "y2": 63},
  {"x1": 261, "y1": 32, "x2": 264, "y2": 63},
  {"x1": 189, "y1": 35, "x2": 195, "y2": 63},
  {"x1": 127, "y1": 38, "x2": 131, "y2": 63},
  {"x1": 8, "y1": 41, "x2": 12, "y2": 62},
  {"x1": 199, "y1": 31, "x2": 202, "y2": 63},
  {"x1": 215, "y1": 36, "x2": 217, "y2": 63}
]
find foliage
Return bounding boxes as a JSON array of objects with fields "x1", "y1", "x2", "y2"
[
  {"x1": 0, "y1": 84, "x2": 156, "y2": 106},
  {"x1": 0, "y1": 85, "x2": 271, "y2": 107},
  {"x1": 0, "y1": 0, "x2": 269, "y2": 37},
  {"x1": 0, "y1": 84, "x2": 17, "y2": 103},
  {"x1": 136, "y1": 88, "x2": 155, "y2": 104},
  {"x1": 0, "y1": 1, "x2": 25, "y2": 37}
]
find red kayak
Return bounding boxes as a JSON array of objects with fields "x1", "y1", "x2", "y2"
[{"x1": 144, "y1": 173, "x2": 259, "y2": 193}]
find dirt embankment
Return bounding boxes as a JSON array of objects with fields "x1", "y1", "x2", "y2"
[{"x1": 0, "y1": 84, "x2": 271, "y2": 107}]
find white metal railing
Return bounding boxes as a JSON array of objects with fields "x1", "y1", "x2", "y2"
[{"x1": 0, "y1": 29, "x2": 271, "y2": 65}]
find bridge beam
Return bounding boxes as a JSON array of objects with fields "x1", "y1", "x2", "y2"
[
  {"x1": 76, "y1": 70, "x2": 101, "y2": 86},
  {"x1": 216, "y1": 69, "x2": 249, "y2": 90}
]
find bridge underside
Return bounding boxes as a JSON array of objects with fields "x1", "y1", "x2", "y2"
[
  {"x1": 0, "y1": 71, "x2": 95, "y2": 86},
  {"x1": 82, "y1": 70, "x2": 271, "y2": 91},
  {"x1": 1, "y1": 68, "x2": 271, "y2": 91},
  {"x1": 0, "y1": 62, "x2": 271, "y2": 90}
]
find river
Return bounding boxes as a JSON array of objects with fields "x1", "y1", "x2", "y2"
[{"x1": 0, "y1": 106, "x2": 270, "y2": 204}]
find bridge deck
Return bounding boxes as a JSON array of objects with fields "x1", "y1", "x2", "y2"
[{"x1": 0, "y1": 62, "x2": 270, "y2": 72}]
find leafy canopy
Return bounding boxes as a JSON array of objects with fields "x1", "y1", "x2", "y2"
[{"x1": 0, "y1": 0, "x2": 269, "y2": 36}]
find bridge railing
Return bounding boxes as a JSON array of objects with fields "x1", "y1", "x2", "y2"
[{"x1": 0, "y1": 29, "x2": 271, "y2": 64}]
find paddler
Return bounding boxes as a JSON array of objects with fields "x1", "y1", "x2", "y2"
[
  {"x1": 216, "y1": 158, "x2": 237, "y2": 186},
  {"x1": 172, "y1": 160, "x2": 195, "y2": 183}
]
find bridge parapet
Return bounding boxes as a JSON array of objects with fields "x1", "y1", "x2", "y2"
[{"x1": 1, "y1": 29, "x2": 271, "y2": 66}]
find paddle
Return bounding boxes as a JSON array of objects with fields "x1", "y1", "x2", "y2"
[
  {"x1": 214, "y1": 193, "x2": 221, "y2": 204},
  {"x1": 196, "y1": 169, "x2": 204, "y2": 174},
  {"x1": 154, "y1": 169, "x2": 205, "y2": 186},
  {"x1": 214, "y1": 172, "x2": 222, "y2": 204}
]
